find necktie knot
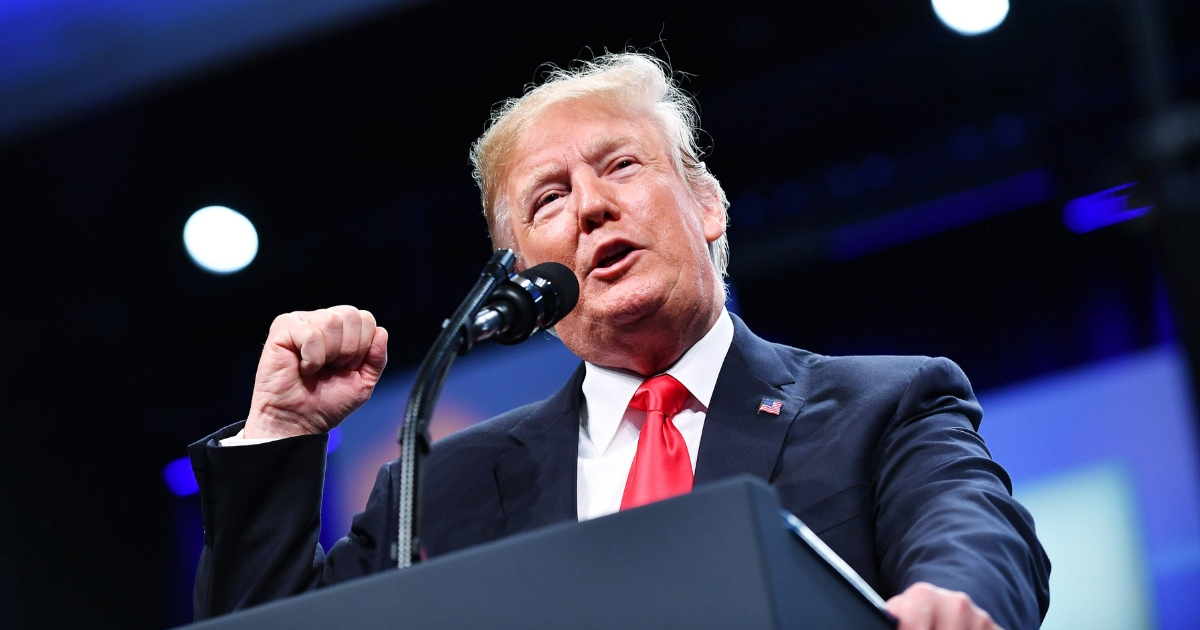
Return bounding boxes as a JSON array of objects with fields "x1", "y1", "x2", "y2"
[{"x1": 627, "y1": 374, "x2": 691, "y2": 418}]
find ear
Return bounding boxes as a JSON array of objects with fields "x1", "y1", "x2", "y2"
[{"x1": 695, "y1": 179, "x2": 727, "y2": 245}]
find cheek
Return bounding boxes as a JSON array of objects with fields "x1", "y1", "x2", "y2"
[
  {"x1": 514, "y1": 217, "x2": 577, "y2": 267},
  {"x1": 656, "y1": 191, "x2": 709, "y2": 252}
]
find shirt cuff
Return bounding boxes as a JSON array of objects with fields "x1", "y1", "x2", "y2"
[{"x1": 218, "y1": 428, "x2": 283, "y2": 447}]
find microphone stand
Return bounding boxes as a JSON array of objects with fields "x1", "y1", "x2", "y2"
[{"x1": 395, "y1": 249, "x2": 515, "y2": 568}]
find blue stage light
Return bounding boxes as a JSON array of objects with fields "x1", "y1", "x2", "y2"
[
  {"x1": 932, "y1": 0, "x2": 1009, "y2": 36},
  {"x1": 1063, "y1": 183, "x2": 1152, "y2": 233},
  {"x1": 183, "y1": 206, "x2": 259, "y2": 274},
  {"x1": 162, "y1": 429, "x2": 341, "y2": 497},
  {"x1": 828, "y1": 169, "x2": 1055, "y2": 260},
  {"x1": 163, "y1": 457, "x2": 199, "y2": 497}
]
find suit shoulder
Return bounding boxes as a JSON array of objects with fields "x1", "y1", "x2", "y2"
[
  {"x1": 777, "y1": 343, "x2": 926, "y2": 379},
  {"x1": 770, "y1": 343, "x2": 968, "y2": 397}
]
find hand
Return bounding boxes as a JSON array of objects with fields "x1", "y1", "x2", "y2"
[
  {"x1": 244, "y1": 306, "x2": 388, "y2": 439},
  {"x1": 886, "y1": 582, "x2": 1001, "y2": 630}
]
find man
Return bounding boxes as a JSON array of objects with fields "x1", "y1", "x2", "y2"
[{"x1": 190, "y1": 53, "x2": 1050, "y2": 629}]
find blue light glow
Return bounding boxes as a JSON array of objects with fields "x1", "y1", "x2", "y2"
[
  {"x1": 827, "y1": 169, "x2": 1056, "y2": 260},
  {"x1": 163, "y1": 457, "x2": 198, "y2": 497},
  {"x1": 1063, "y1": 183, "x2": 1152, "y2": 234},
  {"x1": 163, "y1": 427, "x2": 341, "y2": 497},
  {"x1": 0, "y1": 0, "x2": 415, "y2": 143}
]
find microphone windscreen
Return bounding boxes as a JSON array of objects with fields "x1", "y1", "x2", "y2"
[{"x1": 524, "y1": 262, "x2": 579, "y2": 322}]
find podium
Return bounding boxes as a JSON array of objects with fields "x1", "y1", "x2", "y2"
[{"x1": 185, "y1": 476, "x2": 896, "y2": 629}]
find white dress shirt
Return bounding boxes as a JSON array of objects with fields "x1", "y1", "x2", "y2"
[
  {"x1": 576, "y1": 309, "x2": 734, "y2": 521},
  {"x1": 221, "y1": 310, "x2": 736, "y2": 525}
]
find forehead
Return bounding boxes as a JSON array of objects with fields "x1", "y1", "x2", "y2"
[{"x1": 502, "y1": 100, "x2": 665, "y2": 182}]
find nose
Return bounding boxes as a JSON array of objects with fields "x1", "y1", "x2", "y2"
[{"x1": 574, "y1": 170, "x2": 620, "y2": 234}]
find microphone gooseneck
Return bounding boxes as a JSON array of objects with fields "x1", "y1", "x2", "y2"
[
  {"x1": 472, "y1": 262, "x2": 580, "y2": 345},
  {"x1": 396, "y1": 252, "x2": 577, "y2": 569}
]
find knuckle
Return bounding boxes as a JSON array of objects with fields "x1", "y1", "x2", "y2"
[
  {"x1": 270, "y1": 312, "x2": 298, "y2": 330},
  {"x1": 330, "y1": 304, "x2": 359, "y2": 320},
  {"x1": 297, "y1": 323, "x2": 321, "y2": 345},
  {"x1": 313, "y1": 309, "x2": 342, "y2": 329}
]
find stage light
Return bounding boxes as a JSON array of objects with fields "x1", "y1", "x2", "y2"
[
  {"x1": 828, "y1": 169, "x2": 1054, "y2": 260},
  {"x1": 931, "y1": 0, "x2": 1009, "y2": 36},
  {"x1": 183, "y1": 205, "x2": 258, "y2": 274},
  {"x1": 163, "y1": 429, "x2": 340, "y2": 497},
  {"x1": 163, "y1": 457, "x2": 199, "y2": 496},
  {"x1": 1063, "y1": 183, "x2": 1152, "y2": 233}
]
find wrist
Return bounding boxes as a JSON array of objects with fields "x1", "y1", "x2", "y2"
[{"x1": 244, "y1": 408, "x2": 325, "y2": 439}]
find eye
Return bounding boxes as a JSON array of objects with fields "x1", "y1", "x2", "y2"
[
  {"x1": 536, "y1": 192, "x2": 560, "y2": 208},
  {"x1": 615, "y1": 159, "x2": 635, "y2": 169}
]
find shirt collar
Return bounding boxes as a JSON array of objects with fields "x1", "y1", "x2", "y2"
[{"x1": 581, "y1": 308, "x2": 735, "y2": 455}]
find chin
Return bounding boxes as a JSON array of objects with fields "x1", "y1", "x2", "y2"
[{"x1": 587, "y1": 281, "x2": 672, "y2": 329}]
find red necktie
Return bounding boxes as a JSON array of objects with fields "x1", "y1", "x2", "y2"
[{"x1": 620, "y1": 374, "x2": 694, "y2": 510}]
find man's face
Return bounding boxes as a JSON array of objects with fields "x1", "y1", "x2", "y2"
[{"x1": 499, "y1": 98, "x2": 726, "y2": 361}]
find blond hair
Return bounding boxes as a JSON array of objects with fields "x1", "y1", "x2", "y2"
[{"x1": 469, "y1": 52, "x2": 730, "y2": 277}]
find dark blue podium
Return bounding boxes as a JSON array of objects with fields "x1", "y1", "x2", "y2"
[{"x1": 184, "y1": 476, "x2": 896, "y2": 629}]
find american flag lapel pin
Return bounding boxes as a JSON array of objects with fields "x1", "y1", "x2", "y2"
[{"x1": 758, "y1": 398, "x2": 783, "y2": 415}]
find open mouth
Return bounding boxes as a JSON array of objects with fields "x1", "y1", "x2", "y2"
[{"x1": 595, "y1": 244, "x2": 635, "y2": 270}]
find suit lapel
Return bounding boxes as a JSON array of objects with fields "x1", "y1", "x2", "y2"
[
  {"x1": 694, "y1": 315, "x2": 806, "y2": 486},
  {"x1": 494, "y1": 364, "x2": 584, "y2": 534},
  {"x1": 492, "y1": 316, "x2": 806, "y2": 530}
]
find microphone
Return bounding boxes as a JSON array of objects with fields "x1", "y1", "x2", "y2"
[{"x1": 471, "y1": 262, "x2": 579, "y2": 345}]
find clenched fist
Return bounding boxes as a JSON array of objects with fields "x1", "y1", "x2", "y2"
[
  {"x1": 886, "y1": 582, "x2": 1002, "y2": 630},
  {"x1": 244, "y1": 306, "x2": 388, "y2": 439}
]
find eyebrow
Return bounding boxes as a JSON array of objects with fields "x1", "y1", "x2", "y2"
[
  {"x1": 586, "y1": 134, "x2": 641, "y2": 159},
  {"x1": 514, "y1": 134, "x2": 644, "y2": 207},
  {"x1": 516, "y1": 164, "x2": 566, "y2": 209}
]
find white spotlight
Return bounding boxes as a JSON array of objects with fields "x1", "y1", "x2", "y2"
[
  {"x1": 183, "y1": 206, "x2": 259, "y2": 274},
  {"x1": 932, "y1": 0, "x2": 1009, "y2": 36}
]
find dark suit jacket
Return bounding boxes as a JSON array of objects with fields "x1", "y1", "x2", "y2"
[{"x1": 190, "y1": 316, "x2": 1050, "y2": 628}]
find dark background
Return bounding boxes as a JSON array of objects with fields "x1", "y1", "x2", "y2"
[{"x1": 1, "y1": 0, "x2": 1198, "y2": 626}]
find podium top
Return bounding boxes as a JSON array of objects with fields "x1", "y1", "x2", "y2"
[{"x1": 186, "y1": 476, "x2": 895, "y2": 630}]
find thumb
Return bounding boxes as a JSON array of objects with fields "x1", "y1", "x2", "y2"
[{"x1": 360, "y1": 326, "x2": 388, "y2": 383}]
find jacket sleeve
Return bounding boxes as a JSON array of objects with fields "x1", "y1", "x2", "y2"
[
  {"x1": 189, "y1": 421, "x2": 397, "y2": 620},
  {"x1": 871, "y1": 357, "x2": 1051, "y2": 630}
]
